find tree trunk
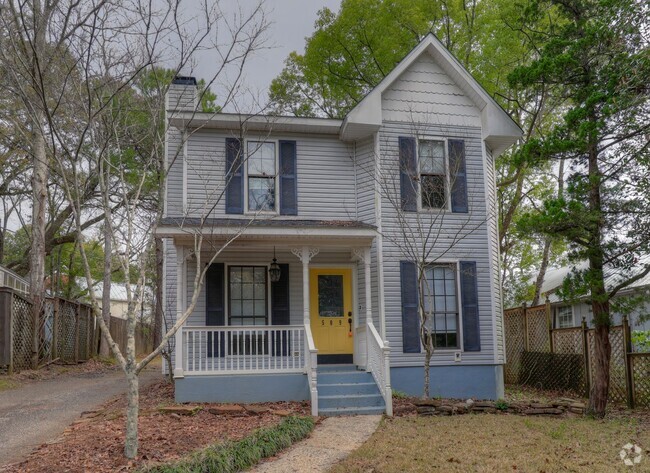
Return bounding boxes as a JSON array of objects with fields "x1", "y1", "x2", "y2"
[
  {"x1": 153, "y1": 237, "x2": 164, "y2": 349},
  {"x1": 589, "y1": 320, "x2": 611, "y2": 416},
  {"x1": 30, "y1": 119, "x2": 47, "y2": 369},
  {"x1": 423, "y1": 347, "x2": 432, "y2": 398},
  {"x1": 124, "y1": 369, "x2": 139, "y2": 459},
  {"x1": 100, "y1": 221, "x2": 112, "y2": 357},
  {"x1": 532, "y1": 238, "x2": 551, "y2": 306}
]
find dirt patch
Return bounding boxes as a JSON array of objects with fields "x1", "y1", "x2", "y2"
[
  {"x1": 4, "y1": 381, "x2": 310, "y2": 473},
  {"x1": 2, "y1": 358, "x2": 117, "y2": 386}
]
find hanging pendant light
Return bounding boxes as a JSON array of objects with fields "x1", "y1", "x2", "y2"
[{"x1": 269, "y1": 247, "x2": 281, "y2": 282}]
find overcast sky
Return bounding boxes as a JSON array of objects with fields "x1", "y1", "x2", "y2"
[{"x1": 192, "y1": 0, "x2": 342, "y2": 110}]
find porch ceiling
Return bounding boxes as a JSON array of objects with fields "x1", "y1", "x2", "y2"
[{"x1": 156, "y1": 217, "x2": 376, "y2": 248}]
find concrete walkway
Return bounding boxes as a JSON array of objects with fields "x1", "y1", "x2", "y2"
[
  {"x1": 249, "y1": 415, "x2": 382, "y2": 473},
  {"x1": 0, "y1": 366, "x2": 160, "y2": 468}
]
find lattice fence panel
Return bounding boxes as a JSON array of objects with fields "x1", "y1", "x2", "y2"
[
  {"x1": 631, "y1": 354, "x2": 650, "y2": 408},
  {"x1": 519, "y1": 351, "x2": 586, "y2": 395},
  {"x1": 11, "y1": 293, "x2": 33, "y2": 370},
  {"x1": 553, "y1": 328, "x2": 584, "y2": 355},
  {"x1": 588, "y1": 327, "x2": 627, "y2": 404},
  {"x1": 58, "y1": 301, "x2": 77, "y2": 361},
  {"x1": 39, "y1": 299, "x2": 54, "y2": 365},
  {"x1": 504, "y1": 308, "x2": 525, "y2": 384},
  {"x1": 526, "y1": 305, "x2": 550, "y2": 352},
  {"x1": 78, "y1": 306, "x2": 88, "y2": 360}
]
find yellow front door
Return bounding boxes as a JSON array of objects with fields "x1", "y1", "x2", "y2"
[{"x1": 309, "y1": 268, "x2": 353, "y2": 356}]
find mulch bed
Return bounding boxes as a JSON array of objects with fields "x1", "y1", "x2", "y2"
[{"x1": 4, "y1": 381, "x2": 310, "y2": 473}]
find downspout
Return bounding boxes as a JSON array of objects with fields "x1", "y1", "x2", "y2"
[{"x1": 374, "y1": 132, "x2": 387, "y2": 339}]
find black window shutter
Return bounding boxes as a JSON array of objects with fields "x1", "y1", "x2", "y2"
[
  {"x1": 225, "y1": 138, "x2": 243, "y2": 214},
  {"x1": 400, "y1": 260, "x2": 421, "y2": 353},
  {"x1": 449, "y1": 139, "x2": 468, "y2": 213},
  {"x1": 206, "y1": 263, "x2": 225, "y2": 356},
  {"x1": 399, "y1": 137, "x2": 417, "y2": 212},
  {"x1": 460, "y1": 261, "x2": 480, "y2": 351},
  {"x1": 279, "y1": 141, "x2": 298, "y2": 215},
  {"x1": 271, "y1": 264, "x2": 290, "y2": 356}
]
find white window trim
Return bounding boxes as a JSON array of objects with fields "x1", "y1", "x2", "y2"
[
  {"x1": 225, "y1": 262, "x2": 272, "y2": 326},
  {"x1": 416, "y1": 136, "x2": 451, "y2": 213},
  {"x1": 244, "y1": 139, "x2": 279, "y2": 215},
  {"x1": 420, "y1": 259, "x2": 464, "y2": 352},
  {"x1": 556, "y1": 305, "x2": 575, "y2": 329}
]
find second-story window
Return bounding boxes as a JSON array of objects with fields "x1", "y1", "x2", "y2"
[
  {"x1": 419, "y1": 140, "x2": 447, "y2": 209},
  {"x1": 247, "y1": 141, "x2": 276, "y2": 211}
]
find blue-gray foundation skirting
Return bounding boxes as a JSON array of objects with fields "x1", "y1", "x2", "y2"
[
  {"x1": 175, "y1": 373, "x2": 310, "y2": 403},
  {"x1": 391, "y1": 364, "x2": 504, "y2": 400}
]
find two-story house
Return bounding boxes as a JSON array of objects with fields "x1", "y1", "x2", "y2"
[{"x1": 157, "y1": 34, "x2": 522, "y2": 416}]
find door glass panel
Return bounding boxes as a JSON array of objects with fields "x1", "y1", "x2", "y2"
[{"x1": 318, "y1": 275, "x2": 344, "y2": 317}]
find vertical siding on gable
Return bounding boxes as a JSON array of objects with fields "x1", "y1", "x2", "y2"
[
  {"x1": 379, "y1": 121, "x2": 496, "y2": 366},
  {"x1": 381, "y1": 53, "x2": 482, "y2": 128}
]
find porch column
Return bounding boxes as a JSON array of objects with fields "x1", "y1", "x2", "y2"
[
  {"x1": 174, "y1": 246, "x2": 184, "y2": 379},
  {"x1": 363, "y1": 247, "x2": 372, "y2": 325},
  {"x1": 291, "y1": 247, "x2": 319, "y2": 324}
]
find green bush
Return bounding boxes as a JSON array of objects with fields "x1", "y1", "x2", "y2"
[
  {"x1": 140, "y1": 416, "x2": 315, "y2": 473},
  {"x1": 495, "y1": 399, "x2": 509, "y2": 411},
  {"x1": 631, "y1": 330, "x2": 650, "y2": 352}
]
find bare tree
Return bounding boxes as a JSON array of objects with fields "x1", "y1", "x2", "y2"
[{"x1": 2, "y1": 0, "x2": 269, "y2": 459}]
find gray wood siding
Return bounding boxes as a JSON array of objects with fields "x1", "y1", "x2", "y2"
[
  {"x1": 378, "y1": 121, "x2": 496, "y2": 366},
  {"x1": 381, "y1": 53, "x2": 482, "y2": 128},
  {"x1": 167, "y1": 129, "x2": 359, "y2": 220},
  {"x1": 485, "y1": 148, "x2": 505, "y2": 363},
  {"x1": 166, "y1": 129, "x2": 183, "y2": 216},
  {"x1": 355, "y1": 137, "x2": 376, "y2": 225},
  {"x1": 181, "y1": 248, "x2": 361, "y2": 328}
]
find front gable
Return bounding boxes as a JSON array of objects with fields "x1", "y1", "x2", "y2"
[{"x1": 381, "y1": 52, "x2": 481, "y2": 128}]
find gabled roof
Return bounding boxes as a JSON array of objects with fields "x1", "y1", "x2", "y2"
[{"x1": 340, "y1": 33, "x2": 523, "y2": 155}]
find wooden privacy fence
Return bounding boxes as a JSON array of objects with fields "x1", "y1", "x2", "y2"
[
  {"x1": 0, "y1": 289, "x2": 99, "y2": 374},
  {"x1": 109, "y1": 316, "x2": 153, "y2": 356},
  {"x1": 504, "y1": 302, "x2": 650, "y2": 409}
]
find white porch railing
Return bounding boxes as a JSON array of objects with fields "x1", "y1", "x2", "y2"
[
  {"x1": 304, "y1": 324, "x2": 318, "y2": 416},
  {"x1": 0, "y1": 265, "x2": 29, "y2": 294},
  {"x1": 366, "y1": 321, "x2": 393, "y2": 416},
  {"x1": 183, "y1": 326, "x2": 307, "y2": 374}
]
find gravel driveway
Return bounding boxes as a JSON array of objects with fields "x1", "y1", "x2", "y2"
[{"x1": 0, "y1": 366, "x2": 160, "y2": 467}]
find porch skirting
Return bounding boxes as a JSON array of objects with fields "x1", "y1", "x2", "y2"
[
  {"x1": 175, "y1": 373, "x2": 310, "y2": 403},
  {"x1": 390, "y1": 364, "x2": 505, "y2": 400}
]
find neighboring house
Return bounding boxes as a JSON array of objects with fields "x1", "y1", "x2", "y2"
[
  {"x1": 539, "y1": 261, "x2": 650, "y2": 332},
  {"x1": 0, "y1": 265, "x2": 29, "y2": 295},
  {"x1": 79, "y1": 280, "x2": 153, "y2": 322},
  {"x1": 158, "y1": 34, "x2": 522, "y2": 416}
]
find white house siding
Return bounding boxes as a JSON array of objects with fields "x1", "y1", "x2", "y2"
[
  {"x1": 168, "y1": 129, "x2": 358, "y2": 220},
  {"x1": 379, "y1": 121, "x2": 495, "y2": 367},
  {"x1": 355, "y1": 136, "x2": 376, "y2": 225},
  {"x1": 166, "y1": 129, "x2": 183, "y2": 216},
  {"x1": 561, "y1": 299, "x2": 650, "y2": 331},
  {"x1": 381, "y1": 53, "x2": 482, "y2": 128}
]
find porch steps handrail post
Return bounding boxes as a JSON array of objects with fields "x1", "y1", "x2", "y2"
[{"x1": 367, "y1": 321, "x2": 392, "y2": 416}]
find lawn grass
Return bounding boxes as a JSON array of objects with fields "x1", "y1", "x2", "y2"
[{"x1": 330, "y1": 414, "x2": 649, "y2": 472}]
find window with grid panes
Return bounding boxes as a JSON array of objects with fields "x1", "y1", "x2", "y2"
[
  {"x1": 419, "y1": 140, "x2": 447, "y2": 209},
  {"x1": 247, "y1": 141, "x2": 276, "y2": 211},
  {"x1": 228, "y1": 266, "x2": 268, "y2": 325},
  {"x1": 422, "y1": 264, "x2": 459, "y2": 348},
  {"x1": 557, "y1": 306, "x2": 573, "y2": 328}
]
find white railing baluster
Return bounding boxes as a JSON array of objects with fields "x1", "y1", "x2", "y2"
[{"x1": 366, "y1": 322, "x2": 393, "y2": 416}]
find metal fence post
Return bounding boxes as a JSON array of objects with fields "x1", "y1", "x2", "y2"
[
  {"x1": 582, "y1": 317, "x2": 590, "y2": 397},
  {"x1": 622, "y1": 315, "x2": 634, "y2": 408}
]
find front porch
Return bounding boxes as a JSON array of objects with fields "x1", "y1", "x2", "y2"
[{"x1": 160, "y1": 221, "x2": 392, "y2": 416}]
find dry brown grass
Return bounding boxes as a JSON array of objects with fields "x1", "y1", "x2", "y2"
[{"x1": 329, "y1": 414, "x2": 649, "y2": 472}]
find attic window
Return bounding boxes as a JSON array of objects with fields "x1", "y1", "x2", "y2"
[{"x1": 419, "y1": 140, "x2": 447, "y2": 209}]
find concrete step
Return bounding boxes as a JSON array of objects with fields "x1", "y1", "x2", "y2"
[
  {"x1": 317, "y1": 364, "x2": 358, "y2": 372},
  {"x1": 317, "y1": 371, "x2": 374, "y2": 385},
  {"x1": 318, "y1": 405, "x2": 386, "y2": 416},
  {"x1": 318, "y1": 381, "x2": 380, "y2": 396},
  {"x1": 319, "y1": 393, "x2": 385, "y2": 409}
]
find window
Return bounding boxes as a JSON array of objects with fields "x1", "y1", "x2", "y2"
[
  {"x1": 247, "y1": 141, "x2": 276, "y2": 211},
  {"x1": 421, "y1": 264, "x2": 459, "y2": 348},
  {"x1": 419, "y1": 140, "x2": 447, "y2": 209},
  {"x1": 318, "y1": 275, "x2": 344, "y2": 317},
  {"x1": 228, "y1": 266, "x2": 268, "y2": 325},
  {"x1": 557, "y1": 306, "x2": 574, "y2": 328}
]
